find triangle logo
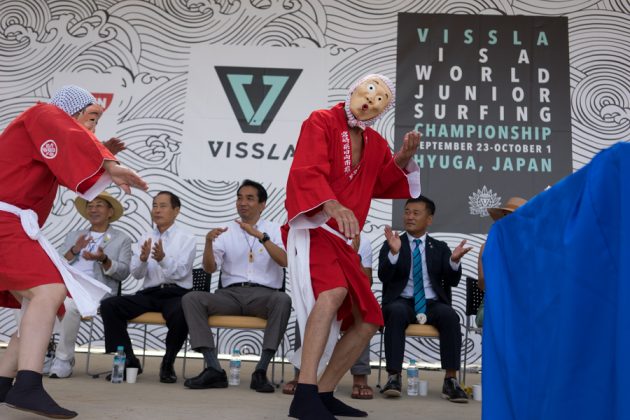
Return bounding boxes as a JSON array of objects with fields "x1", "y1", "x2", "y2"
[{"x1": 216, "y1": 66, "x2": 302, "y2": 134}]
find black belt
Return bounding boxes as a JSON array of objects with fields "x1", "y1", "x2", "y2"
[
  {"x1": 142, "y1": 283, "x2": 184, "y2": 293},
  {"x1": 226, "y1": 282, "x2": 279, "y2": 291}
]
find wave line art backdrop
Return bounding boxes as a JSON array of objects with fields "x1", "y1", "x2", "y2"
[{"x1": 1, "y1": 0, "x2": 629, "y2": 370}]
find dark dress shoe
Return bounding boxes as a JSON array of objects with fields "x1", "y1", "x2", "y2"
[
  {"x1": 184, "y1": 367, "x2": 228, "y2": 389},
  {"x1": 159, "y1": 362, "x2": 177, "y2": 383},
  {"x1": 442, "y1": 377, "x2": 469, "y2": 403},
  {"x1": 380, "y1": 373, "x2": 402, "y2": 398},
  {"x1": 250, "y1": 369, "x2": 275, "y2": 393}
]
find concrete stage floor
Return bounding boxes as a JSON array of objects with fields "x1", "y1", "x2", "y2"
[{"x1": 0, "y1": 351, "x2": 481, "y2": 420}]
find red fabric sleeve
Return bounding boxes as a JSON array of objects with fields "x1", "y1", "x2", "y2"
[
  {"x1": 24, "y1": 104, "x2": 115, "y2": 193},
  {"x1": 285, "y1": 110, "x2": 338, "y2": 222}
]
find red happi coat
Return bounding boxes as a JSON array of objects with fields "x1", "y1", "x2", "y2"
[
  {"x1": 285, "y1": 103, "x2": 418, "y2": 327},
  {"x1": 0, "y1": 103, "x2": 114, "y2": 308}
]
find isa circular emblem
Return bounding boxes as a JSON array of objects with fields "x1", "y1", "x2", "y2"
[{"x1": 40, "y1": 140, "x2": 58, "y2": 159}]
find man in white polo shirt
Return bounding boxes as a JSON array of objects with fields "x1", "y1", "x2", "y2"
[{"x1": 182, "y1": 179, "x2": 290, "y2": 393}]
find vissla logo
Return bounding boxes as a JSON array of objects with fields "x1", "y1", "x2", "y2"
[{"x1": 215, "y1": 66, "x2": 302, "y2": 134}]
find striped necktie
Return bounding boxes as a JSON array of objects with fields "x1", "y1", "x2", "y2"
[{"x1": 412, "y1": 238, "x2": 426, "y2": 316}]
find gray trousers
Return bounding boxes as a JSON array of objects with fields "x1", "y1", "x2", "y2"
[
  {"x1": 293, "y1": 323, "x2": 372, "y2": 376},
  {"x1": 182, "y1": 286, "x2": 291, "y2": 352}
]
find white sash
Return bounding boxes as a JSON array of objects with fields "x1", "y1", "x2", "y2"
[
  {"x1": 0, "y1": 201, "x2": 110, "y2": 317},
  {"x1": 287, "y1": 220, "x2": 348, "y2": 375}
]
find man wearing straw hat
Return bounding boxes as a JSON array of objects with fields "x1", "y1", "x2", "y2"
[
  {"x1": 48, "y1": 192, "x2": 132, "y2": 379},
  {"x1": 476, "y1": 196, "x2": 527, "y2": 327}
]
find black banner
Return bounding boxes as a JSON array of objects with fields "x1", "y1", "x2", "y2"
[{"x1": 394, "y1": 14, "x2": 572, "y2": 233}]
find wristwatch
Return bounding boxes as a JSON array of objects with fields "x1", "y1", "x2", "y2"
[
  {"x1": 259, "y1": 232, "x2": 270, "y2": 244},
  {"x1": 70, "y1": 247, "x2": 80, "y2": 256},
  {"x1": 98, "y1": 255, "x2": 109, "y2": 265}
]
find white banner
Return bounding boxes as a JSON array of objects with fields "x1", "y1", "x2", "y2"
[{"x1": 181, "y1": 45, "x2": 328, "y2": 185}]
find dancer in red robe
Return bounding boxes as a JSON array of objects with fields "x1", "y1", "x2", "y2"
[
  {"x1": 0, "y1": 85, "x2": 147, "y2": 418},
  {"x1": 286, "y1": 74, "x2": 421, "y2": 419}
]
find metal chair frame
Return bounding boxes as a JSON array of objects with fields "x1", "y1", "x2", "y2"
[
  {"x1": 461, "y1": 276, "x2": 484, "y2": 385},
  {"x1": 376, "y1": 324, "x2": 440, "y2": 388},
  {"x1": 181, "y1": 269, "x2": 288, "y2": 386},
  {"x1": 181, "y1": 315, "x2": 286, "y2": 386},
  {"x1": 84, "y1": 268, "x2": 210, "y2": 378}
]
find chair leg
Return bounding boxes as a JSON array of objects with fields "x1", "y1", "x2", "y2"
[
  {"x1": 141, "y1": 324, "x2": 148, "y2": 367},
  {"x1": 182, "y1": 337, "x2": 189, "y2": 379},
  {"x1": 271, "y1": 350, "x2": 276, "y2": 387},
  {"x1": 85, "y1": 317, "x2": 112, "y2": 378},
  {"x1": 85, "y1": 317, "x2": 95, "y2": 375},
  {"x1": 376, "y1": 329, "x2": 384, "y2": 389},
  {"x1": 462, "y1": 317, "x2": 471, "y2": 385},
  {"x1": 281, "y1": 338, "x2": 285, "y2": 385}
]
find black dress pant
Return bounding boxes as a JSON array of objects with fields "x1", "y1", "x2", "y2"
[
  {"x1": 382, "y1": 297, "x2": 461, "y2": 373},
  {"x1": 100, "y1": 286, "x2": 190, "y2": 358}
]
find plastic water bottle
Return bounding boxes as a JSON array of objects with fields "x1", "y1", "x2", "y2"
[
  {"x1": 407, "y1": 359, "x2": 419, "y2": 396},
  {"x1": 229, "y1": 348, "x2": 241, "y2": 386},
  {"x1": 111, "y1": 346, "x2": 126, "y2": 384}
]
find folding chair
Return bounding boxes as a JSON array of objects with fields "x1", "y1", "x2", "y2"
[
  {"x1": 461, "y1": 277, "x2": 484, "y2": 385},
  {"x1": 376, "y1": 324, "x2": 440, "y2": 388},
  {"x1": 181, "y1": 315, "x2": 285, "y2": 385},
  {"x1": 181, "y1": 269, "x2": 287, "y2": 386},
  {"x1": 85, "y1": 268, "x2": 210, "y2": 377}
]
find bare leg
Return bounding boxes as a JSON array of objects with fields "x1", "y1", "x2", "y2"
[
  {"x1": 14, "y1": 284, "x2": 66, "y2": 372},
  {"x1": 290, "y1": 288, "x2": 347, "y2": 420},
  {"x1": 318, "y1": 303, "x2": 377, "y2": 392},
  {"x1": 0, "y1": 333, "x2": 19, "y2": 378},
  {"x1": 4, "y1": 284, "x2": 78, "y2": 418},
  {"x1": 298, "y1": 287, "x2": 347, "y2": 385}
]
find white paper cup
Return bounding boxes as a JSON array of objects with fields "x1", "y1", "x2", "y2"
[
  {"x1": 126, "y1": 367, "x2": 139, "y2": 384},
  {"x1": 418, "y1": 380, "x2": 428, "y2": 396},
  {"x1": 472, "y1": 384, "x2": 482, "y2": 401}
]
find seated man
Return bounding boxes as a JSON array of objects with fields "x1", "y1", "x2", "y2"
[
  {"x1": 100, "y1": 191, "x2": 196, "y2": 383},
  {"x1": 49, "y1": 192, "x2": 132, "y2": 378},
  {"x1": 182, "y1": 179, "x2": 290, "y2": 393},
  {"x1": 378, "y1": 196, "x2": 471, "y2": 403}
]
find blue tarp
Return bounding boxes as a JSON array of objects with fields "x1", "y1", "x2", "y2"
[{"x1": 482, "y1": 143, "x2": 630, "y2": 420}]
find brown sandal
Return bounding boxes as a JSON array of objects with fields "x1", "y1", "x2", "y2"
[
  {"x1": 282, "y1": 379, "x2": 299, "y2": 395},
  {"x1": 351, "y1": 384, "x2": 374, "y2": 400}
]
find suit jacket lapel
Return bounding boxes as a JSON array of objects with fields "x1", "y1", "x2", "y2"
[{"x1": 400, "y1": 232, "x2": 411, "y2": 274}]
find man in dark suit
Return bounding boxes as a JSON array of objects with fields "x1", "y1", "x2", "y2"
[{"x1": 378, "y1": 196, "x2": 471, "y2": 402}]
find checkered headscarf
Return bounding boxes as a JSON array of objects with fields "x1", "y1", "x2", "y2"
[{"x1": 50, "y1": 85, "x2": 96, "y2": 116}]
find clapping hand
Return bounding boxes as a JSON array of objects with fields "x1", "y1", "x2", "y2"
[
  {"x1": 151, "y1": 239, "x2": 165, "y2": 262},
  {"x1": 450, "y1": 239, "x2": 473, "y2": 263},
  {"x1": 384, "y1": 225, "x2": 402, "y2": 255},
  {"x1": 205, "y1": 228, "x2": 227, "y2": 243},
  {"x1": 139, "y1": 238, "x2": 152, "y2": 262}
]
